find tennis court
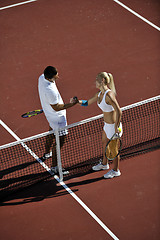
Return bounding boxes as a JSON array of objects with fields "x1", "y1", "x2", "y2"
[{"x1": 0, "y1": 0, "x2": 160, "y2": 239}]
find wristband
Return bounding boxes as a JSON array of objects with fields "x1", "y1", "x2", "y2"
[{"x1": 81, "y1": 100, "x2": 88, "y2": 106}]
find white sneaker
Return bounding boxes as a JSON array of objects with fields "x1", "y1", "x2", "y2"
[
  {"x1": 40, "y1": 151, "x2": 52, "y2": 161},
  {"x1": 51, "y1": 166, "x2": 69, "y2": 175},
  {"x1": 104, "y1": 169, "x2": 121, "y2": 179},
  {"x1": 51, "y1": 166, "x2": 58, "y2": 174},
  {"x1": 45, "y1": 151, "x2": 52, "y2": 158},
  {"x1": 92, "y1": 162, "x2": 109, "y2": 171}
]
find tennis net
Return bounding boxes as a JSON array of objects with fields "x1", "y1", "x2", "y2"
[{"x1": 0, "y1": 95, "x2": 160, "y2": 199}]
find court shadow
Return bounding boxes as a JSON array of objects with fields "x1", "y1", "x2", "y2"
[
  {"x1": 0, "y1": 173, "x2": 104, "y2": 206},
  {"x1": 66, "y1": 175, "x2": 104, "y2": 189}
]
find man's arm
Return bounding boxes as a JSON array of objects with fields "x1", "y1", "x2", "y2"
[{"x1": 51, "y1": 98, "x2": 78, "y2": 111}]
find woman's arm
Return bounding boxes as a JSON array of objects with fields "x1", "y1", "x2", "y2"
[
  {"x1": 107, "y1": 91, "x2": 122, "y2": 132},
  {"x1": 78, "y1": 92, "x2": 99, "y2": 106}
]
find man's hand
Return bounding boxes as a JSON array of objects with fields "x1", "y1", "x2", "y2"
[{"x1": 70, "y1": 96, "x2": 79, "y2": 104}]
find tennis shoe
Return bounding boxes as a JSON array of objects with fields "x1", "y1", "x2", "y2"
[
  {"x1": 104, "y1": 169, "x2": 121, "y2": 179},
  {"x1": 92, "y1": 162, "x2": 109, "y2": 171},
  {"x1": 51, "y1": 166, "x2": 69, "y2": 175},
  {"x1": 40, "y1": 151, "x2": 52, "y2": 161},
  {"x1": 51, "y1": 166, "x2": 58, "y2": 174}
]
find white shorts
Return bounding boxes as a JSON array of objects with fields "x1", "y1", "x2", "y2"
[
  {"x1": 49, "y1": 115, "x2": 68, "y2": 136},
  {"x1": 103, "y1": 122, "x2": 123, "y2": 139}
]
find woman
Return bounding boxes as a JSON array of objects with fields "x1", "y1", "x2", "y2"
[{"x1": 77, "y1": 72, "x2": 122, "y2": 179}]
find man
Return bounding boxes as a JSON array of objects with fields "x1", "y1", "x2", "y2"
[{"x1": 38, "y1": 66, "x2": 78, "y2": 172}]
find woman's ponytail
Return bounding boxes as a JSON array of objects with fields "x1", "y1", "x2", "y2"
[
  {"x1": 96, "y1": 72, "x2": 116, "y2": 95},
  {"x1": 107, "y1": 73, "x2": 116, "y2": 95}
]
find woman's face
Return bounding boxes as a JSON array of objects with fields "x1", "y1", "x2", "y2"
[{"x1": 96, "y1": 77, "x2": 101, "y2": 89}]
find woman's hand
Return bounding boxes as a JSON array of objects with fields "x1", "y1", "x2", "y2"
[{"x1": 115, "y1": 126, "x2": 122, "y2": 135}]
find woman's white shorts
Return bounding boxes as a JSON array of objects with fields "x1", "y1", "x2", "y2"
[{"x1": 103, "y1": 122, "x2": 123, "y2": 139}]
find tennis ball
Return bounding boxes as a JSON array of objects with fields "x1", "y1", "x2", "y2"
[{"x1": 118, "y1": 127, "x2": 122, "y2": 132}]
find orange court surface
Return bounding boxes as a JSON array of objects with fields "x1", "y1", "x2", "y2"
[{"x1": 0, "y1": 0, "x2": 160, "y2": 240}]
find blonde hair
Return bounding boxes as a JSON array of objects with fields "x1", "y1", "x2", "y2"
[{"x1": 96, "y1": 72, "x2": 116, "y2": 95}]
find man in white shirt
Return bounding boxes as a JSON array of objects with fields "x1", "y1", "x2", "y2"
[{"x1": 38, "y1": 66, "x2": 78, "y2": 172}]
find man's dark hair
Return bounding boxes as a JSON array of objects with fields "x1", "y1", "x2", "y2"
[{"x1": 44, "y1": 66, "x2": 58, "y2": 79}]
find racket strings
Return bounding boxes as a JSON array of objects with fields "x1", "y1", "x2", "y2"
[{"x1": 106, "y1": 138, "x2": 121, "y2": 160}]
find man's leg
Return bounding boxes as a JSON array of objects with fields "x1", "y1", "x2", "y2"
[
  {"x1": 44, "y1": 126, "x2": 54, "y2": 154},
  {"x1": 52, "y1": 134, "x2": 66, "y2": 168}
]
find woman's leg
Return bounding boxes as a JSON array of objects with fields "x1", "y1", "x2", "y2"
[
  {"x1": 102, "y1": 130, "x2": 109, "y2": 165},
  {"x1": 113, "y1": 155, "x2": 120, "y2": 171},
  {"x1": 109, "y1": 138, "x2": 120, "y2": 171}
]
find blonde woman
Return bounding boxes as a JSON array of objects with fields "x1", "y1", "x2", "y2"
[{"x1": 73, "y1": 72, "x2": 122, "y2": 178}]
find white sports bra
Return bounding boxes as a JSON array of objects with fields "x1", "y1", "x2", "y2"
[{"x1": 97, "y1": 89, "x2": 114, "y2": 112}]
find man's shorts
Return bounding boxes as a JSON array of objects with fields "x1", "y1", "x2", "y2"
[
  {"x1": 103, "y1": 122, "x2": 123, "y2": 139},
  {"x1": 49, "y1": 115, "x2": 68, "y2": 136}
]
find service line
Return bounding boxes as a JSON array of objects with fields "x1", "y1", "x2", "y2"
[
  {"x1": 113, "y1": 0, "x2": 160, "y2": 31},
  {"x1": 0, "y1": 0, "x2": 37, "y2": 11}
]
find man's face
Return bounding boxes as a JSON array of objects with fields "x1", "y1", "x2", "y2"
[{"x1": 49, "y1": 73, "x2": 59, "y2": 82}]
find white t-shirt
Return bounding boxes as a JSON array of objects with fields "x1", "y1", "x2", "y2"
[{"x1": 38, "y1": 74, "x2": 67, "y2": 130}]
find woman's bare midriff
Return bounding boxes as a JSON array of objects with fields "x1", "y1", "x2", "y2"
[{"x1": 103, "y1": 111, "x2": 116, "y2": 124}]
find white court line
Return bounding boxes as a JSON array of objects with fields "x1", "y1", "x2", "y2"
[
  {"x1": 0, "y1": 119, "x2": 119, "y2": 240},
  {"x1": 0, "y1": 0, "x2": 37, "y2": 11},
  {"x1": 55, "y1": 176, "x2": 119, "y2": 240},
  {"x1": 113, "y1": 0, "x2": 160, "y2": 31},
  {"x1": 0, "y1": 120, "x2": 54, "y2": 175}
]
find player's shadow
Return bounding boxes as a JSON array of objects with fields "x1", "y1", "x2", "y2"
[{"x1": 0, "y1": 173, "x2": 104, "y2": 206}]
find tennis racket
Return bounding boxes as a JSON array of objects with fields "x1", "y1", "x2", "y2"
[
  {"x1": 21, "y1": 109, "x2": 43, "y2": 118},
  {"x1": 21, "y1": 96, "x2": 78, "y2": 118},
  {"x1": 105, "y1": 128, "x2": 122, "y2": 161}
]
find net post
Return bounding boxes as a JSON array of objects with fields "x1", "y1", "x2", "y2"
[{"x1": 55, "y1": 130, "x2": 63, "y2": 181}]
